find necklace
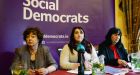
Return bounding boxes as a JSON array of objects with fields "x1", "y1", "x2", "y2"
[{"x1": 30, "y1": 50, "x2": 37, "y2": 61}]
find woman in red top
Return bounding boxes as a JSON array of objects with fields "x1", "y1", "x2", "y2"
[{"x1": 98, "y1": 27, "x2": 128, "y2": 67}]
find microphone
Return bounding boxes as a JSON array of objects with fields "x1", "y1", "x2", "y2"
[
  {"x1": 77, "y1": 43, "x2": 85, "y2": 75},
  {"x1": 76, "y1": 43, "x2": 85, "y2": 53}
]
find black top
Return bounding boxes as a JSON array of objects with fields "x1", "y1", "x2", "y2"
[{"x1": 98, "y1": 42, "x2": 128, "y2": 66}]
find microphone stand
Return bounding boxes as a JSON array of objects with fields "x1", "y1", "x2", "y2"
[
  {"x1": 77, "y1": 43, "x2": 85, "y2": 75},
  {"x1": 78, "y1": 52, "x2": 84, "y2": 75}
]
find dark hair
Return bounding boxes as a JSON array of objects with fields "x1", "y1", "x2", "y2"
[
  {"x1": 104, "y1": 27, "x2": 122, "y2": 47},
  {"x1": 23, "y1": 27, "x2": 43, "y2": 44},
  {"x1": 68, "y1": 26, "x2": 92, "y2": 54}
]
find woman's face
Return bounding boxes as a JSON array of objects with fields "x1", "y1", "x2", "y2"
[
  {"x1": 74, "y1": 28, "x2": 84, "y2": 43},
  {"x1": 26, "y1": 32, "x2": 39, "y2": 47},
  {"x1": 111, "y1": 33, "x2": 120, "y2": 44}
]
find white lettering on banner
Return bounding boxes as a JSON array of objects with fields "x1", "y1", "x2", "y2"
[
  {"x1": 23, "y1": 0, "x2": 89, "y2": 23},
  {"x1": 33, "y1": 12, "x2": 40, "y2": 21},
  {"x1": 23, "y1": 7, "x2": 32, "y2": 20},
  {"x1": 23, "y1": 8, "x2": 89, "y2": 23},
  {"x1": 23, "y1": 0, "x2": 59, "y2": 10},
  {"x1": 60, "y1": 15, "x2": 67, "y2": 23},
  {"x1": 43, "y1": 34, "x2": 69, "y2": 39},
  {"x1": 23, "y1": 0, "x2": 30, "y2": 7}
]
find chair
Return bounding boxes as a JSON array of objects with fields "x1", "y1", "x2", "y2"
[
  {"x1": 94, "y1": 45, "x2": 99, "y2": 53},
  {"x1": 57, "y1": 48, "x2": 62, "y2": 56}
]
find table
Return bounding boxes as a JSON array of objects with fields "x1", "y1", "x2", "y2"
[
  {"x1": 125, "y1": 72, "x2": 140, "y2": 75},
  {"x1": 48, "y1": 70, "x2": 140, "y2": 75},
  {"x1": 48, "y1": 70, "x2": 75, "y2": 75}
]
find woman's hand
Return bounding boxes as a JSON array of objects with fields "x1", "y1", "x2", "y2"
[
  {"x1": 71, "y1": 63, "x2": 80, "y2": 70},
  {"x1": 84, "y1": 61, "x2": 92, "y2": 70},
  {"x1": 118, "y1": 59, "x2": 127, "y2": 67},
  {"x1": 27, "y1": 69, "x2": 36, "y2": 75},
  {"x1": 36, "y1": 68, "x2": 48, "y2": 75}
]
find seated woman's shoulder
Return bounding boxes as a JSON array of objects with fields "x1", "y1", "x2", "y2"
[
  {"x1": 40, "y1": 45, "x2": 49, "y2": 50},
  {"x1": 61, "y1": 44, "x2": 69, "y2": 50},
  {"x1": 99, "y1": 42, "x2": 107, "y2": 47},
  {"x1": 63, "y1": 44, "x2": 69, "y2": 47}
]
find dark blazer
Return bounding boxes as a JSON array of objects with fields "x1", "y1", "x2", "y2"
[
  {"x1": 98, "y1": 42, "x2": 128, "y2": 66},
  {"x1": 11, "y1": 45, "x2": 58, "y2": 70}
]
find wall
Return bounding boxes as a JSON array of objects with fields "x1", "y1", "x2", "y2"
[{"x1": 115, "y1": 0, "x2": 129, "y2": 51}]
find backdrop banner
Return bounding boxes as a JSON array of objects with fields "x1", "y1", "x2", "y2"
[{"x1": 0, "y1": 0, "x2": 114, "y2": 74}]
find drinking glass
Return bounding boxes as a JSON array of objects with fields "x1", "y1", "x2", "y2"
[
  {"x1": 92, "y1": 62, "x2": 105, "y2": 75},
  {"x1": 92, "y1": 55, "x2": 105, "y2": 75},
  {"x1": 11, "y1": 62, "x2": 27, "y2": 75},
  {"x1": 131, "y1": 53, "x2": 140, "y2": 72}
]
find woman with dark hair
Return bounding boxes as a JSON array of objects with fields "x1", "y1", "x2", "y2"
[
  {"x1": 60, "y1": 26, "x2": 99, "y2": 70},
  {"x1": 98, "y1": 27, "x2": 128, "y2": 67},
  {"x1": 11, "y1": 27, "x2": 57, "y2": 75}
]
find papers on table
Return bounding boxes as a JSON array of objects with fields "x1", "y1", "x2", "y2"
[
  {"x1": 105, "y1": 66, "x2": 129, "y2": 75},
  {"x1": 67, "y1": 66, "x2": 129, "y2": 75},
  {"x1": 67, "y1": 69, "x2": 92, "y2": 74}
]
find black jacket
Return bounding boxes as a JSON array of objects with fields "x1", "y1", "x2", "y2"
[{"x1": 98, "y1": 42, "x2": 128, "y2": 66}]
